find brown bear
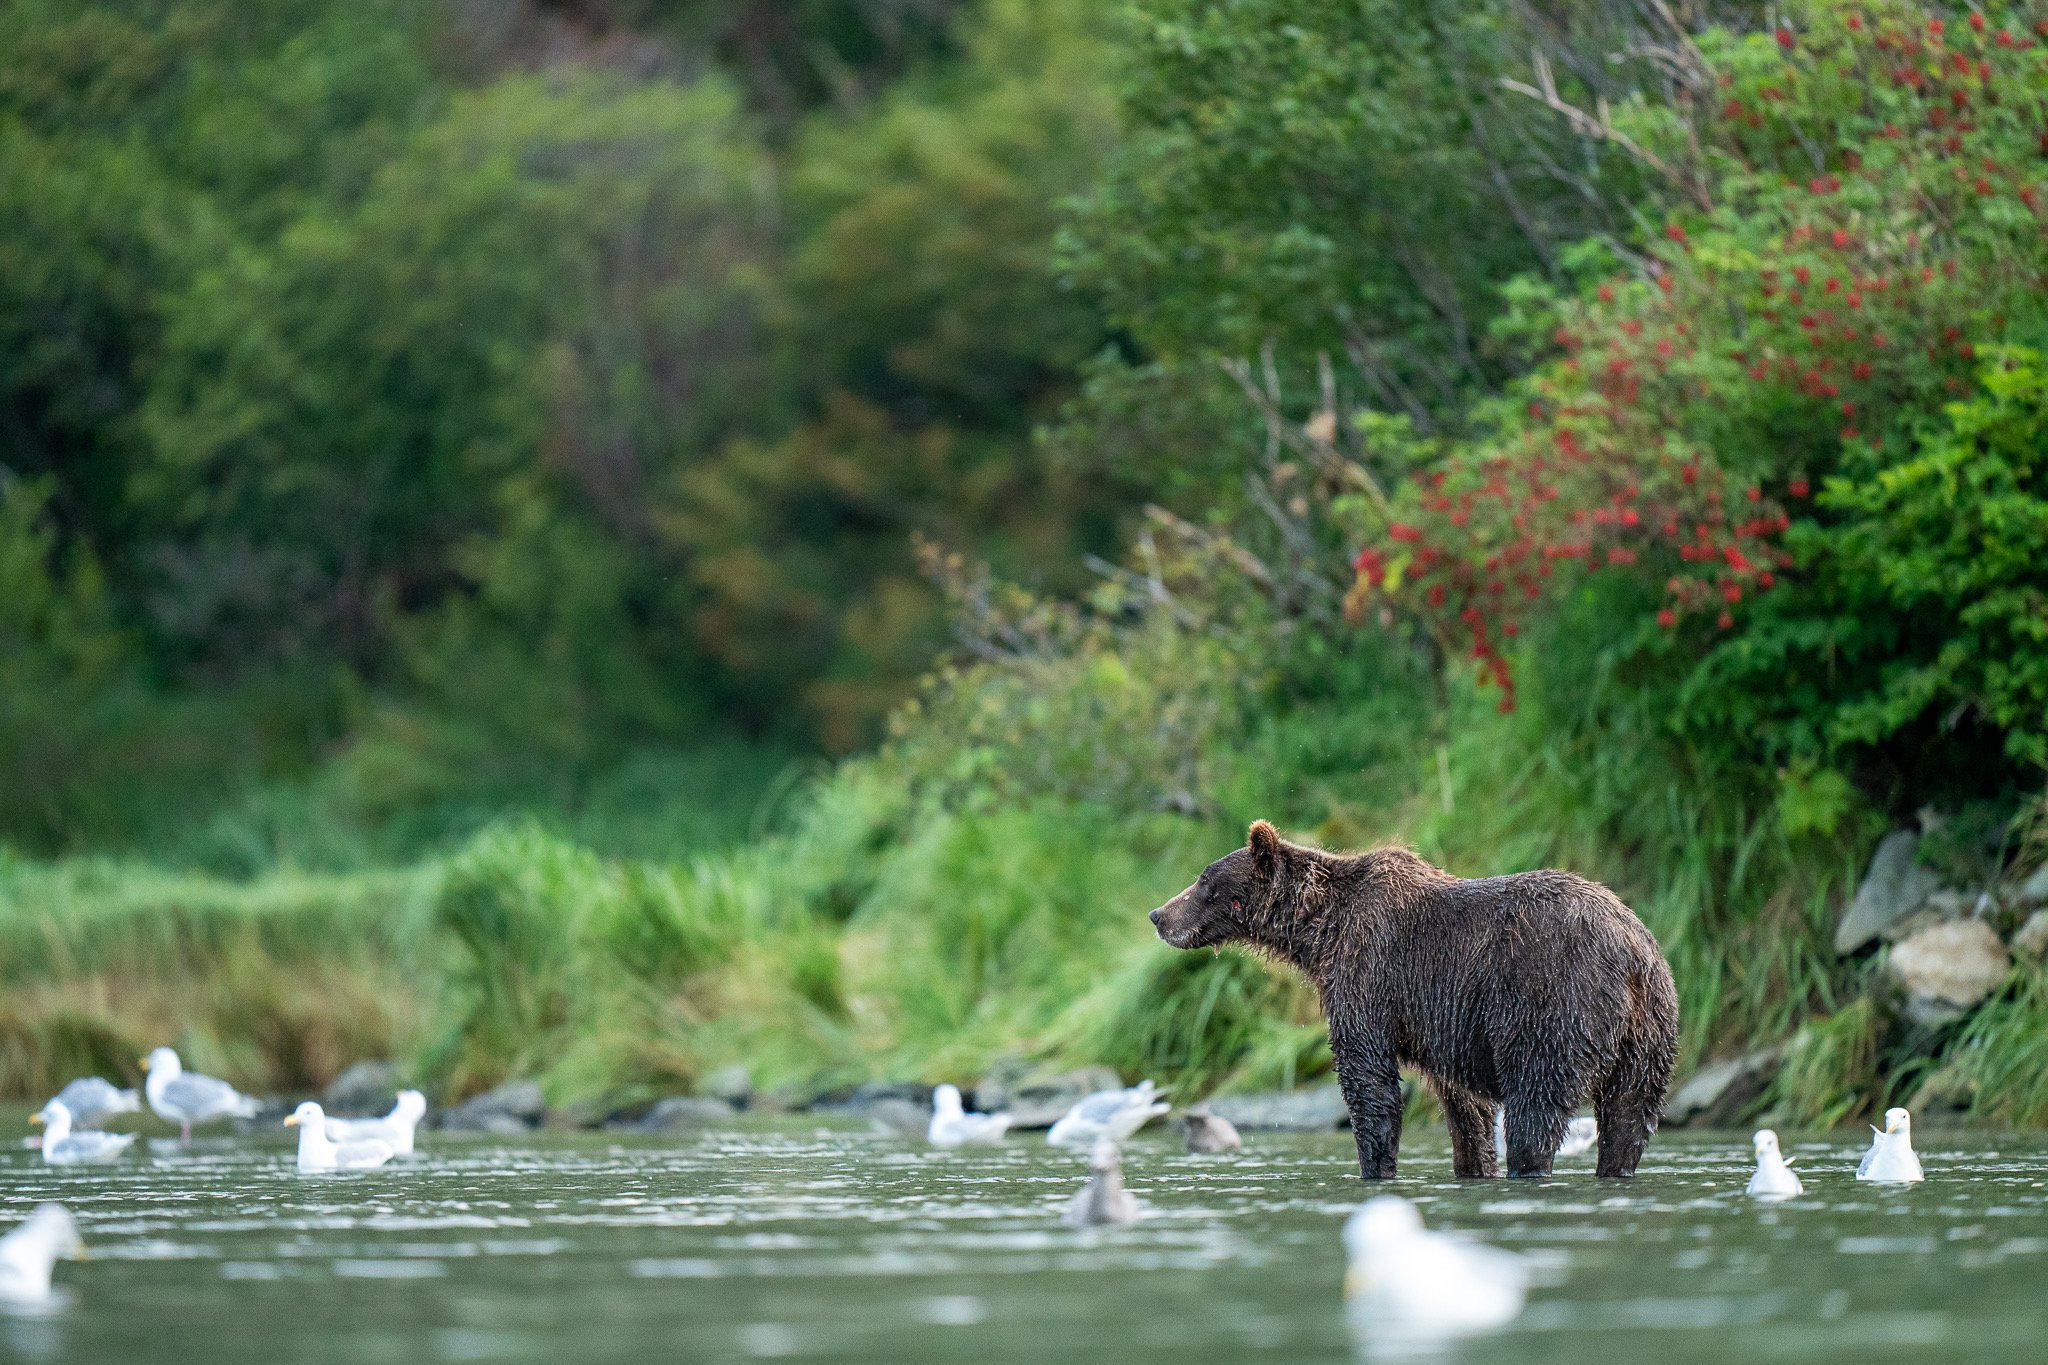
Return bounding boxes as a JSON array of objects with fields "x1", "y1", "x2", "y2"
[{"x1": 1149, "y1": 821, "x2": 1677, "y2": 1180}]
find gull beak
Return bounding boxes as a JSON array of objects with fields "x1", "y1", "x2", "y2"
[
  {"x1": 138, "y1": 1055, "x2": 152, "y2": 1070},
  {"x1": 1343, "y1": 1265, "x2": 1370, "y2": 1297},
  {"x1": 70, "y1": 1245, "x2": 89, "y2": 1262},
  {"x1": 28, "y1": 1113, "x2": 42, "y2": 1127},
  {"x1": 283, "y1": 1115, "x2": 300, "y2": 1128}
]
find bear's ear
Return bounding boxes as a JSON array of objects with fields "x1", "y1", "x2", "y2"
[{"x1": 1247, "y1": 819, "x2": 1281, "y2": 873}]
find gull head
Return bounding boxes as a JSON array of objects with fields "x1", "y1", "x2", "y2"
[
  {"x1": 283, "y1": 1101, "x2": 327, "y2": 1129},
  {"x1": 29, "y1": 1102, "x2": 71, "y2": 1140},
  {"x1": 1882, "y1": 1107, "x2": 1911, "y2": 1136},
  {"x1": 141, "y1": 1047, "x2": 182, "y2": 1078},
  {"x1": 394, "y1": 1090, "x2": 428, "y2": 1121},
  {"x1": 931, "y1": 1085, "x2": 964, "y2": 1117},
  {"x1": 1753, "y1": 1128, "x2": 1783, "y2": 1160},
  {"x1": 1343, "y1": 1196, "x2": 1425, "y2": 1260}
]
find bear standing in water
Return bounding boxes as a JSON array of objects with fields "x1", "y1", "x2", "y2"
[{"x1": 1149, "y1": 821, "x2": 1677, "y2": 1180}]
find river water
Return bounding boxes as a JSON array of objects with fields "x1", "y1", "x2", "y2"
[{"x1": 3, "y1": 1123, "x2": 2044, "y2": 1363}]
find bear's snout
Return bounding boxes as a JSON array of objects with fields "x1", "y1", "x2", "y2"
[{"x1": 1149, "y1": 887, "x2": 1196, "y2": 946}]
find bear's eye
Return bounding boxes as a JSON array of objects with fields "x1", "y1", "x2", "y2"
[{"x1": 1231, "y1": 898, "x2": 1242, "y2": 911}]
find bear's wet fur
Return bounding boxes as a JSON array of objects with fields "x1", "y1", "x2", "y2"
[{"x1": 1149, "y1": 821, "x2": 1677, "y2": 1180}]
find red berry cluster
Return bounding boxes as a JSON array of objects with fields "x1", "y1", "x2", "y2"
[{"x1": 1346, "y1": 5, "x2": 2048, "y2": 702}]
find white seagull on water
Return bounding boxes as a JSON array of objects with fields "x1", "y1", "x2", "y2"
[
  {"x1": 326, "y1": 1089, "x2": 428, "y2": 1156},
  {"x1": 141, "y1": 1048, "x2": 260, "y2": 1142},
  {"x1": 0, "y1": 1206, "x2": 86, "y2": 1306},
  {"x1": 49, "y1": 1078, "x2": 141, "y2": 1129},
  {"x1": 1047, "y1": 1080, "x2": 1169, "y2": 1149},
  {"x1": 1342, "y1": 1196, "x2": 1528, "y2": 1347},
  {"x1": 927, "y1": 1084, "x2": 1011, "y2": 1147},
  {"x1": 1856, "y1": 1106, "x2": 1924, "y2": 1184},
  {"x1": 30, "y1": 1101, "x2": 136, "y2": 1166},
  {"x1": 1746, "y1": 1128, "x2": 1802, "y2": 1198},
  {"x1": 285, "y1": 1102, "x2": 396, "y2": 1172}
]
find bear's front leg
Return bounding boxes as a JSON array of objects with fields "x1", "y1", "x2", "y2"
[{"x1": 1331, "y1": 1028, "x2": 1402, "y2": 1180}]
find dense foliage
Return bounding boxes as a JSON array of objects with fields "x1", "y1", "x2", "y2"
[
  {"x1": 1342, "y1": 4, "x2": 2048, "y2": 801},
  {"x1": 0, "y1": 0, "x2": 1118, "y2": 848}
]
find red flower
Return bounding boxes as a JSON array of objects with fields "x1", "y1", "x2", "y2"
[
  {"x1": 1776, "y1": 26, "x2": 1795, "y2": 51},
  {"x1": 1657, "y1": 609, "x2": 1677, "y2": 629},
  {"x1": 1388, "y1": 522, "x2": 1423, "y2": 543},
  {"x1": 1745, "y1": 486, "x2": 1762, "y2": 502},
  {"x1": 1969, "y1": 12, "x2": 1984, "y2": 32},
  {"x1": 1665, "y1": 223, "x2": 1689, "y2": 245},
  {"x1": 1789, "y1": 478, "x2": 1811, "y2": 498},
  {"x1": 1717, "y1": 610, "x2": 1734, "y2": 629},
  {"x1": 1831, "y1": 229, "x2": 1850, "y2": 250}
]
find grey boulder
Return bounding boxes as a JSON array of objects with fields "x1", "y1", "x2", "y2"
[
  {"x1": 977, "y1": 1066, "x2": 1124, "y2": 1130},
  {"x1": 1887, "y1": 919, "x2": 2011, "y2": 1026},
  {"x1": 1836, "y1": 831, "x2": 1942, "y2": 954},
  {"x1": 698, "y1": 1064, "x2": 754, "y2": 1111},
  {"x1": 1663, "y1": 1048, "x2": 1781, "y2": 1127},
  {"x1": 441, "y1": 1079, "x2": 547, "y2": 1133},
  {"x1": 323, "y1": 1061, "x2": 401, "y2": 1117}
]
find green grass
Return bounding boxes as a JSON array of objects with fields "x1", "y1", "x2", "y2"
[{"x1": 0, "y1": 642, "x2": 2016, "y2": 1129}]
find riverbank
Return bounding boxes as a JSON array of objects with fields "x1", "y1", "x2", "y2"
[{"x1": 8, "y1": 664, "x2": 2044, "y2": 1131}]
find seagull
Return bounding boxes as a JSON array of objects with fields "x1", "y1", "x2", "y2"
[
  {"x1": 49, "y1": 1078, "x2": 141, "y2": 1129},
  {"x1": 141, "y1": 1048, "x2": 260, "y2": 1142},
  {"x1": 1342, "y1": 1196, "x2": 1527, "y2": 1346},
  {"x1": 0, "y1": 1205, "x2": 86, "y2": 1306},
  {"x1": 326, "y1": 1090, "x2": 427, "y2": 1156},
  {"x1": 1182, "y1": 1104, "x2": 1242, "y2": 1154},
  {"x1": 1046, "y1": 1081, "x2": 1169, "y2": 1148},
  {"x1": 1493, "y1": 1112, "x2": 1599, "y2": 1163},
  {"x1": 1856, "y1": 1106, "x2": 1924, "y2": 1183},
  {"x1": 927, "y1": 1084, "x2": 1010, "y2": 1147},
  {"x1": 1063, "y1": 1140, "x2": 1140, "y2": 1227},
  {"x1": 284, "y1": 1102, "x2": 396, "y2": 1172},
  {"x1": 1746, "y1": 1128, "x2": 1802, "y2": 1198},
  {"x1": 30, "y1": 1102, "x2": 136, "y2": 1167}
]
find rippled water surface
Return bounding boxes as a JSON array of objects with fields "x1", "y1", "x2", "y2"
[{"x1": 5, "y1": 1123, "x2": 2047, "y2": 1363}]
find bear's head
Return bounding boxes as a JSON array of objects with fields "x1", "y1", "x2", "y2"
[{"x1": 1148, "y1": 819, "x2": 1285, "y2": 950}]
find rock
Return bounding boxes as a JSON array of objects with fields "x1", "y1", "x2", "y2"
[
  {"x1": 1663, "y1": 1048, "x2": 1781, "y2": 1127},
  {"x1": 985, "y1": 1066, "x2": 1124, "y2": 1130},
  {"x1": 699, "y1": 1064, "x2": 754, "y2": 1111},
  {"x1": 622, "y1": 1096, "x2": 739, "y2": 1133},
  {"x1": 2015, "y1": 865, "x2": 2048, "y2": 908},
  {"x1": 1887, "y1": 919, "x2": 2011, "y2": 1026},
  {"x1": 2011, "y1": 909, "x2": 2048, "y2": 960},
  {"x1": 1835, "y1": 831, "x2": 1943, "y2": 954},
  {"x1": 806, "y1": 1081, "x2": 932, "y2": 1115},
  {"x1": 441, "y1": 1079, "x2": 546, "y2": 1132},
  {"x1": 865, "y1": 1098, "x2": 931, "y2": 1140},
  {"x1": 1203, "y1": 1085, "x2": 1349, "y2": 1132},
  {"x1": 323, "y1": 1061, "x2": 401, "y2": 1117}
]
